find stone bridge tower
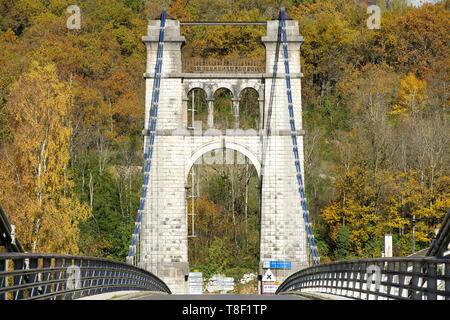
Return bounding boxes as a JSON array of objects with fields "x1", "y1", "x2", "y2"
[{"x1": 140, "y1": 16, "x2": 308, "y2": 294}]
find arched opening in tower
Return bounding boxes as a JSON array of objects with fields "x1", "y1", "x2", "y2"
[
  {"x1": 186, "y1": 149, "x2": 260, "y2": 294},
  {"x1": 187, "y1": 88, "x2": 208, "y2": 129},
  {"x1": 239, "y1": 87, "x2": 260, "y2": 130},
  {"x1": 213, "y1": 88, "x2": 234, "y2": 130}
]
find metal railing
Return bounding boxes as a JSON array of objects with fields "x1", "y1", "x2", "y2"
[
  {"x1": 427, "y1": 210, "x2": 450, "y2": 257},
  {"x1": 276, "y1": 257, "x2": 450, "y2": 300},
  {"x1": 0, "y1": 207, "x2": 24, "y2": 253},
  {"x1": 0, "y1": 253, "x2": 171, "y2": 300},
  {"x1": 180, "y1": 21, "x2": 267, "y2": 26},
  {"x1": 182, "y1": 58, "x2": 265, "y2": 73}
]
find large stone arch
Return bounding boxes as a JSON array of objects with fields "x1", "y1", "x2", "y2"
[{"x1": 185, "y1": 141, "x2": 261, "y2": 180}]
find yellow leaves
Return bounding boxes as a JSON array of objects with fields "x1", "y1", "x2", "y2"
[
  {"x1": 391, "y1": 73, "x2": 427, "y2": 115},
  {"x1": 7, "y1": 62, "x2": 72, "y2": 187},
  {"x1": 188, "y1": 196, "x2": 234, "y2": 248},
  {"x1": 1, "y1": 29, "x2": 18, "y2": 43},
  {"x1": 0, "y1": 61, "x2": 91, "y2": 253},
  {"x1": 168, "y1": 0, "x2": 193, "y2": 21},
  {"x1": 40, "y1": 197, "x2": 90, "y2": 254},
  {"x1": 346, "y1": 63, "x2": 398, "y2": 113},
  {"x1": 384, "y1": 33, "x2": 398, "y2": 48},
  {"x1": 372, "y1": 2, "x2": 447, "y2": 74},
  {"x1": 321, "y1": 197, "x2": 375, "y2": 245},
  {"x1": 384, "y1": 215, "x2": 407, "y2": 231},
  {"x1": 322, "y1": 164, "x2": 450, "y2": 257},
  {"x1": 297, "y1": 0, "x2": 358, "y2": 50},
  {"x1": 321, "y1": 202, "x2": 341, "y2": 225},
  {"x1": 182, "y1": 7, "x2": 265, "y2": 59}
]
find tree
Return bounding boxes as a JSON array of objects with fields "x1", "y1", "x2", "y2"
[
  {"x1": 379, "y1": 3, "x2": 450, "y2": 76},
  {"x1": 335, "y1": 225, "x2": 351, "y2": 260},
  {"x1": 0, "y1": 62, "x2": 90, "y2": 253},
  {"x1": 291, "y1": 0, "x2": 359, "y2": 98},
  {"x1": 392, "y1": 73, "x2": 427, "y2": 116},
  {"x1": 0, "y1": 0, "x2": 447, "y2": 265}
]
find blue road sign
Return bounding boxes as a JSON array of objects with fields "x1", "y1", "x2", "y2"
[{"x1": 263, "y1": 261, "x2": 292, "y2": 270}]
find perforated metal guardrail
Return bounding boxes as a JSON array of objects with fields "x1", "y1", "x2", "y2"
[
  {"x1": 0, "y1": 253, "x2": 171, "y2": 300},
  {"x1": 276, "y1": 257, "x2": 450, "y2": 300}
]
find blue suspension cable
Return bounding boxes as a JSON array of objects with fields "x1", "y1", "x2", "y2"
[
  {"x1": 279, "y1": 8, "x2": 320, "y2": 265},
  {"x1": 127, "y1": 11, "x2": 167, "y2": 265}
]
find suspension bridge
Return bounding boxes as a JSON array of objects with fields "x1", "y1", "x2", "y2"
[{"x1": 0, "y1": 9, "x2": 449, "y2": 300}]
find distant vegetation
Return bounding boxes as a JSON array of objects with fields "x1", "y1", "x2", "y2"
[
  {"x1": 187, "y1": 159, "x2": 260, "y2": 281},
  {"x1": 0, "y1": 0, "x2": 448, "y2": 276}
]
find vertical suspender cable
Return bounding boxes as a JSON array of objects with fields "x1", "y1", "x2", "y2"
[
  {"x1": 279, "y1": 8, "x2": 320, "y2": 265},
  {"x1": 127, "y1": 11, "x2": 167, "y2": 265}
]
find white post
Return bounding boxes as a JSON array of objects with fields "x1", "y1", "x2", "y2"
[{"x1": 384, "y1": 234, "x2": 393, "y2": 258}]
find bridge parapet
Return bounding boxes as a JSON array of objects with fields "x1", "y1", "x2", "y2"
[
  {"x1": 0, "y1": 253, "x2": 171, "y2": 300},
  {"x1": 276, "y1": 257, "x2": 450, "y2": 300}
]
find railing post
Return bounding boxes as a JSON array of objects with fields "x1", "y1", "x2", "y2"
[
  {"x1": 41, "y1": 257, "x2": 52, "y2": 296},
  {"x1": 365, "y1": 262, "x2": 370, "y2": 300},
  {"x1": 13, "y1": 257, "x2": 24, "y2": 300},
  {"x1": 28, "y1": 257, "x2": 39, "y2": 298},
  {"x1": 370, "y1": 262, "x2": 381, "y2": 301},
  {"x1": 54, "y1": 257, "x2": 64, "y2": 300},
  {"x1": 343, "y1": 263, "x2": 350, "y2": 297},
  {"x1": 63, "y1": 257, "x2": 73, "y2": 300},
  {"x1": 337, "y1": 265, "x2": 342, "y2": 296},
  {"x1": 351, "y1": 263, "x2": 357, "y2": 298},
  {"x1": 359, "y1": 263, "x2": 367, "y2": 299},
  {"x1": 426, "y1": 261, "x2": 437, "y2": 300},
  {"x1": 71, "y1": 257, "x2": 81, "y2": 300},
  {"x1": 398, "y1": 261, "x2": 407, "y2": 299},
  {"x1": 324, "y1": 265, "x2": 329, "y2": 293},
  {"x1": 100, "y1": 260, "x2": 107, "y2": 292},
  {"x1": 446, "y1": 261, "x2": 450, "y2": 300},
  {"x1": 105, "y1": 265, "x2": 112, "y2": 290},
  {"x1": 387, "y1": 262, "x2": 400, "y2": 299},
  {"x1": 104, "y1": 261, "x2": 111, "y2": 293},
  {"x1": 87, "y1": 259, "x2": 94, "y2": 296},
  {"x1": 410, "y1": 261, "x2": 422, "y2": 300},
  {"x1": 80, "y1": 259, "x2": 88, "y2": 297},
  {"x1": 0, "y1": 257, "x2": 5, "y2": 300},
  {"x1": 93, "y1": 260, "x2": 101, "y2": 295}
]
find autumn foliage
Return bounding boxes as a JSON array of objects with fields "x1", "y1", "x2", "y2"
[
  {"x1": 0, "y1": 62, "x2": 90, "y2": 253},
  {"x1": 0, "y1": 0, "x2": 448, "y2": 263}
]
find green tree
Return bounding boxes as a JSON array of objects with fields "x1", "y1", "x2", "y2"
[{"x1": 335, "y1": 225, "x2": 351, "y2": 260}]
